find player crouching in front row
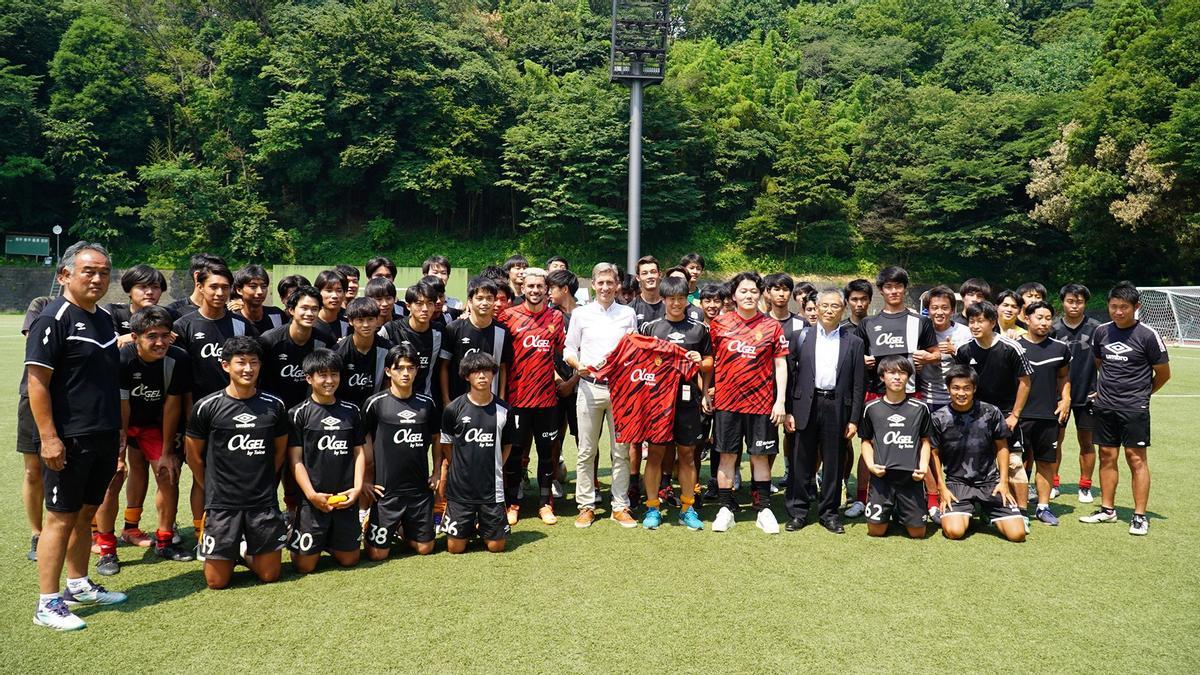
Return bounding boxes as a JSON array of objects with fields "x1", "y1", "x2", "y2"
[
  {"x1": 186, "y1": 337, "x2": 290, "y2": 589},
  {"x1": 441, "y1": 352, "x2": 514, "y2": 554},
  {"x1": 287, "y1": 349, "x2": 366, "y2": 573}
]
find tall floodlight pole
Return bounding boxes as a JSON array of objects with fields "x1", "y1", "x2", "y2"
[{"x1": 611, "y1": 0, "x2": 668, "y2": 273}]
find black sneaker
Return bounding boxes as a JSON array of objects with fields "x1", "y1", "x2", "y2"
[
  {"x1": 27, "y1": 534, "x2": 38, "y2": 561},
  {"x1": 156, "y1": 543, "x2": 195, "y2": 562},
  {"x1": 96, "y1": 553, "x2": 120, "y2": 576}
]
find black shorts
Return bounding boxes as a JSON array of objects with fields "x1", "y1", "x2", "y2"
[
  {"x1": 367, "y1": 492, "x2": 435, "y2": 547},
  {"x1": 444, "y1": 500, "x2": 508, "y2": 541},
  {"x1": 200, "y1": 507, "x2": 288, "y2": 560},
  {"x1": 1065, "y1": 402, "x2": 1094, "y2": 432},
  {"x1": 714, "y1": 410, "x2": 777, "y2": 456},
  {"x1": 673, "y1": 401, "x2": 705, "y2": 447},
  {"x1": 558, "y1": 392, "x2": 578, "y2": 439},
  {"x1": 1095, "y1": 407, "x2": 1150, "y2": 448},
  {"x1": 865, "y1": 475, "x2": 926, "y2": 528},
  {"x1": 43, "y1": 431, "x2": 119, "y2": 513},
  {"x1": 1018, "y1": 419, "x2": 1059, "y2": 463},
  {"x1": 16, "y1": 395, "x2": 40, "y2": 454},
  {"x1": 943, "y1": 480, "x2": 1023, "y2": 524},
  {"x1": 289, "y1": 502, "x2": 362, "y2": 554},
  {"x1": 512, "y1": 406, "x2": 560, "y2": 453}
]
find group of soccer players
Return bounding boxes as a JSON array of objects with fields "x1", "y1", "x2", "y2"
[{"x1": 19, "y1": 242, "x2": 1172, "y2": 631}]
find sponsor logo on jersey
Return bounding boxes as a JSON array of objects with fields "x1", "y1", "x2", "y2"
[
  {"x1": 393, "y1": 428, "x2": 424, "y2": 444},
  {"x1": 233, "y1": 413, "x2": 257, "y2": 428},
  {"x1": 887, "y1": 413, "x2": 906, "y2": 427},
  {"x1": 630, "y1": 368, "x2": 657, "y2": 385},
  {"x1": 464, "y1": 427, "x2": 495, "y2": 444},
  {"x1": 521, "y1": 334, "x2": 551, "y2": 349},
  {"x1": 882, "y1": 431, "x2": 914, "y2": 447},
  {"x1": 317, "y1": 434, "x2": 349, "y2": 452},
  {"x1": 130, "y1": 384, "x2": 162, "y2": 401},
  {"x1": 228, "y1": 433, "x2": 266, "y2": 452},
  {"x1": 347, "y1": 373, "x2": 371, "y2": 388},
  {"x1": 875, "y1": 333, "x2": 905, "y2": 348},
  {"x1": 280, "y1": 364, "x2": 304, "y2": 380},
  {"x1": 200, "y1": 342, "x2": 222, "y2": 359},
  {"x1": 728, "y1": 340, "x2": 758, "y2": 356},
  {"x1": 1104, "y1": 342, "x2": 1132, "y2": 361}
]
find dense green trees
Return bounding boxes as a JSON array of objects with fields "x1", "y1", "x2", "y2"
[{"x1": 0, "y1": 0, "x2": 1196, "y2": 285}]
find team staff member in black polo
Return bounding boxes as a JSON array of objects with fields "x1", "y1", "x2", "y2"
[
  {"x1": 783, "y1": 289, "x2": 864, "y2": 534},
  {"x1": 26, "y1": 241, "x2": 127, "y2": 631}
]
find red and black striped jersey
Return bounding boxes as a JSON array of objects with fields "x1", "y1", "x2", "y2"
[
  {"x1": 591, "y1": 333, "x2": 697, "y2": 444},
  {"x1": 710, "y1": 311, "x2": 788, "y2": 415},
  {"x1": 500, "y1": 304, "x2": 565, "y2": 409}
]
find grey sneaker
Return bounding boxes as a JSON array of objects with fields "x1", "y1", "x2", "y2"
[
  {"x1": 95, "y1": 553, "x2": 120, "y2": 577},
  {"x1": 1129, "y1": 513, "x2": 1149, "y2": 536},
  {"x1": 63, "y1": 582, "x2": 127, "y2": 607}
]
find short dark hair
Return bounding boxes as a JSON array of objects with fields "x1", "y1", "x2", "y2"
[
  {"x1": 121, "y1": 264, "x2": 168, "y2": 295},
  {"x1": 385, "y1": 343, "x2": 420, "y2": 369},
  {"x1": 196, "y1": 263, "x2": 233, "y2": 286},
  {"x1": 314, "y1": 269, "x2": 346, "y2": 292},
  {"x1": 405, "y1": 281, "x2": 438, "y2": 305},
  {"x1": 663, "y1": 265, "x2": 689, "y2": 280},
  {"x1": 546, "y1": 255, "x2": 568, "y2": 269},
  {"x1": 335, "y1": 264, "x2": 360, "y2": 282},
  {"x1": 546, "y1": 269, "x2": 578, "y2": 295},
  {"x1": 365, "y1": 256, "x2": 397, "y2": 278},
  {"x1": 188, "y1": 253, "x2": 225, "y2": 276},
  {"x1": 877, "y1": 354, "x2": 914, "y2": 377},
  {"x1": 220, "y1": 335, "x2": 262, "y2": 362},
  {"x1": 493, "y1": 279, "x2": 514, "y2": 300},
  {"x1": 844, "y1": 278, "x2": 873, "y2": 301},
  {"x1": 925, "y1": 285, "x2": 956, "y2": 309},
  {"x1": 635, "y1": 255, "x2": 660, "y2": 273},
  {"x1": 479, "y1": 265, "x2": 507, "y2": 283},
  {"x1": 959, "y1": 278, "x2": 991, "y2": 300},
  {"x1": 303, "y1": 348, "x2": 342, "y2": 376},
  {"x1": 419, "y1": 275, "x2": 445, "y2": 297},
  {"x1": 364, "y1": 277, "x2": 396, "y2": 299},
  {"x1": 1108, "y1": 281, "x2": 1140, "y2": 305},
  {"x1": 995, "y1": 289, "x2": 1023, "y2": 309},
  {"x1": 965, "y1": 300, "x2": 999, "y2": 324},
  {"x1": 287, "y1": 285, "x2": 322, "y2": 311},
  {"x1": 129, "y1": 305, "x2": 173, "y2": 334},
  {"x1": 422, "y1": 255, "x2": 451, "y2": 275},
  {"x1": 763, "y1": 273, "x2": 793, "y2": 292},
  {"x1": 698, "y1": 283, "x2": 724, "y2": 301},
  {"x1": 875, "y1": 266, "x2": 909, "y2": 289},
  {"x1": 659, "y1": 276, "x2": 689, "y2": 298},
  {"x1": 467, "y1": 276, "x2": 498, "y2": 299},
  {"x1": 793, "y1": 281, "x2": 816, "y2": 302},
  {"x1": 503, "y1": 255, "x2": 528, "y2": 273},
  {"x1": 620, "y1": 275, "x2": 639, "y2": 295},
  {"x1": 1059, "y1": 283, "x2": 1091, "y2": 302},
  {"x1": 277, "y1": 275, "x2": 310, "y2": 304},
  {"x1": 679, "y1": 252, "x2": 705, "y2": 269},
  {"x1": 1016, "y1": 282, "x2": 1047, "y2": 300},
  {"x1": 944, "y1": 364, "x2": 978, "y2": 388},
  {"x1": 345, "y1": 296, "x2": 381, "y2": 320},
  {"x1": 729, "y1": 271, "x2": 764, "y2": 293},
  {"x1": 459, "y1": 350, "x2": 498, "y2": 379},
  {"x1": 233, "y1": 264, "x2": 269, "y2": 293},
  {"x1": 1025, "y1": 300, "x2": 1055, "y2": 318}
]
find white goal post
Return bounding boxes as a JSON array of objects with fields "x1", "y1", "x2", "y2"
[{"x1": 1138, "y1": 287, "x2": 1200, "y2": 347}]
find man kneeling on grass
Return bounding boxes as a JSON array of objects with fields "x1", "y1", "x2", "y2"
[
  {"x1": 930, "y1": 365, "x2": 1025, "y2": 542},
  {"x1": 440, "y1": 352, "x2": 514, "y2": 553},
  {"x1": 186, "y1": 337, "x2": 289, "y2": 589},
  {"x1": 287, "y1": 349, "x2": 366, "y2": 573}
]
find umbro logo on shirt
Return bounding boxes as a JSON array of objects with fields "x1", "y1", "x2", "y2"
[
  {"x1": 887, "y1": 414, "x2": 906, "y2": 427},
  {"x1": 194, "y1": 332, "x2": 206, "y2": 340},
  {"x1": 461, "y1": 338, "x2": 471, "y2": 343},
  {"x1": 461, "y1": 416, "x2": 472, "y2": 424},
  {"x1": 233, "y1": 413, "x2": 257, "y2": 428},
  {"x1": 969, "y1": 358, "x2": 978, "y2": 365},
  {"x1": 278, "y1": 353, "x2": 288, "y2": 361},
  {"x1": 1106, "y1": 342, "x2": 1133, "y2": 355},
  {"x1": 398, "y1": 409, "x2": 417, "y2": 422},
  {"x1": 667, "y1": 331, "x2": 685, "y2": 342},
  {"x1": 320, "y1": 416, "x2": 341, "y2": 429}
]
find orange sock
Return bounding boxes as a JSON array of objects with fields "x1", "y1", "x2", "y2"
[{"x1": 124, "y1": 507, "x2": 142, "y2": 530}]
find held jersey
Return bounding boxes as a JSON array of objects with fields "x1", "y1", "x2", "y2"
[
  {"x1": 855, "y1": 309, "x2": 938, "y2": 394},
  {"x1": 335, "y1": 335, "x2": 392, "y2": 408},
  {"x1": 172, "y1": 311, "x2": 259, "y2": 398},
  {"x1": 1018, "y1": 336, "x2": 1071, "y2": 420},
  {"x1": 592, "y1": 333, "x2": 697, "y2": 444},
  {"x1": 501, "y1": 304, "x2": 565, "y2": 409},
  {"x1": 1093, "y1": 321, "x2": 1169, "y2": 411},
  {"x1": 120, "y1": 344, "x2": 191, "y2": 428},
  {"x1": 859, "y1": 396, "x2": 931, "y2": 473},
  {"x1": 639, "y1": 316, "x2": 711, "y2": 402},
  {"x1": 380, "y1": 317, "x2": 443, "y2": 399},
  {"x1": 1052, "y1": 316, "x2": 1101, "y2": 407},
  {"x1": 288, "y1": 398, "x2": 365, "y2": 494},
  {"x1": 441, "y1": 394, "x2": 513, "y2": 505},
  {"x1": 439, "y1": 317, "x2": 511, "y2": 401},
  {"x1": 257, "y1": 325, "x2": 335, "y2": 409},
  {"x1": 186, "y1": 390, "x2": 289, "y2": 510},
  {"x1": 363, "y1": 391, "x2": 438, "y2": 496},
  {"x1": 709, "y1": 311, "x2": 788, "y2": 415},
  {"x1": 930, "y1": 401, "x2": 1009, "y2": 487}
]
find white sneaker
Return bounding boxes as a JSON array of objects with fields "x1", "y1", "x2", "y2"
[
  {"x1": 62, "y1": 582, "x2": 127, "y2": 607},
  {"x1": 1050, "y1": 486, "x2": 1061, "y2": 499},
  {"x1": 845, "y1": 501, "x2": 865, "y2": 518},
  {"x1": 1078, "y1": 487, "x2": 1094, "y2": 503},
  {"x1": 33, "y1": 597, "x2": 86, "y2": 631},
  {"x1": 1079, "y1": 507, "x2": 1118, "y2": 523},
  {"x1": 712, "y1": 506, "x2": 736, "y2": 532},
  {"x1": 755, "y1": 508, "x2": 780, "y2": 535},
  {"x1": 1129, "y1": 514, "x2": 1149, "y2": 536}
]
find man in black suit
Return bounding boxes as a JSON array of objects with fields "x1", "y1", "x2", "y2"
[{"x1": 784, "y1": 289, "x2": 865, "y2": 533}]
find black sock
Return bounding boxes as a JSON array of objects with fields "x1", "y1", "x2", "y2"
[
  {"x1": 124, "y1": 521, "x2": 139, "y2": 531},
  {"x1": 752, "y1": 480, "x2": 771, "y2": 511},
  {"x1": 719, "y1": 487, "x2": 736, "y2": 511}
]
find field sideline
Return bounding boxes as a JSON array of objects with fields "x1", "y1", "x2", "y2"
[{"x1": 0, "y1": 315, "x2": 1197, "y2": 672}]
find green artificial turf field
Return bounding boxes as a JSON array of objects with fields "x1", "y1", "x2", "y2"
[{"x1": 0, "y1": 315, "x2": 1197, "y2": 672}]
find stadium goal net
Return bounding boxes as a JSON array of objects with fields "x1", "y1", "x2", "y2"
[{"x1": 1138, "y1": 287, "x2": 1200, "y2": 347}]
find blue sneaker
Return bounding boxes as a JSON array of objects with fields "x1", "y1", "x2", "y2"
[
  {"x1": 642, "y1": 507, "x2": 662, "y2": 530},
  {"x1": 679, "y1": 506, "x2": 704, "y2": 531},
  {"x1": 1035, "y1": 507, "x2": 1059, "y2": 526}
]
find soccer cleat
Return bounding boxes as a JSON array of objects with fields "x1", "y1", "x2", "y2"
[
  {"x1": 1129, "y1": 513, "x2": 1149, "y2": 536},
  {"x1": 96, "y1": 553, "x2": 120, "y2": 577},
  {"x1": 121, "y1": 527, "x2": 152, "y2": 548},
  {"x1": 642, "y1": 507, "x2": 662, "y2": 530},
  {"x1": 611, "y1": 509, "x2": 638, "y2": 529},
  {"x1": 63, "y1": 582, "x2": 127, "y2": 607},
  {"x1": 33, "y1": 598, "x2": 86, "y2": 631},
  {"x1": 506, "y1": 504, "x2": 520, "y2": 526},
  {"x1": 574, "y1": 508, "x2": 596, "y2": 529},
  {"x1": 155, "y1": 543, "x2": 195, "y2": 562},
  {"x1": 928, "y1": 506, "x2": 943, "y2": 526},
  {"x1": 712, "y1": 506, "x2": 736, "y2": 532},
  {"x1": 1050, "y1": 486, "x2": 1061, "y2": 500},
  {"x1": 1078, "y1": 487, "x2": 1094, "y2": 503},
  {"x1": 172, "y1": 525, "x2": 183, "y2": 545},
  {"x1": 27, "y1": 534, "x2": 38, "y2": 562},
  {"x1": 658, "y1": 486, "x2": 682, "y2": 509},
  {"x1": 845, "y1": 501, "x2": 865, "y2": 518},
  {"x1": 538, "y1": 504, "x2": 557, "y2": 525},
  {"x1": 755, "y1": 508, "x2": 781, "y2": 535},
  {"x1": 1035, "y1": 507, "x2": 1059, "y2": 526},
  {"x1": 1079, "y1": 508, "x2": 1118, "y2": 524},
  {"x1": 679, "y1": 507, "x2": 704, "y2": 531}
]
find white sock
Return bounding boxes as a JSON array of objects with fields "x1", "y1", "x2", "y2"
[
  {"x1": 66, "y1": 576, "x2": 91, "y2": 593},
  {"x1": 1037, "y1": 503, "x2": 1049, "y2": 510},
  {"x1": 39, "y1": 592, "x2": 61, "y2": 607}
]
